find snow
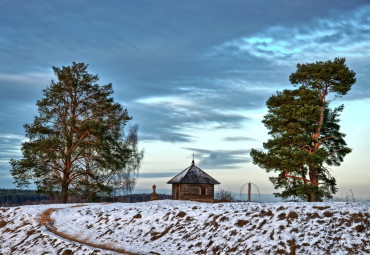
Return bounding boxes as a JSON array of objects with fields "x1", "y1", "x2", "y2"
[
  {"x1": 167, "y1": 166, "x2": 190, "y2": 183},
  {"x1": 1, "y1": 201, "x2": 369, "y2": 254},
  {"x1": 167, "y1": 164, "x2": 219, "y2": 184}
]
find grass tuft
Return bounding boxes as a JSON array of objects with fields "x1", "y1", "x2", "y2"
[
  {"x1": 133, "y1": 213, "x2": 142, "y2": 219},
  {"x1": 0, "y1": 220, "x2": 7, "y2": 228},
  {"x1": 236, "y1": 219, "x2": 248, "y2": 227},
  {"x1": 323, "y1": 211, "x2": 333, "y2": 217},
  {"x1": 177, "y1": 211, "x2": 186, "y2": 218},
  {"x1": 278, "y1": 213, "x2": 286, "y2": 220},
  {"x1": 313, "y1": 206, "x2": 330, "y2": 210},
  {"x1": 288, "y1": 211, "x2": 298, "y2": 219}
]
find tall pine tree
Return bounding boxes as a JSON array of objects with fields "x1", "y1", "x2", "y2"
[
  {"x1": 251, "y1": 58, "x2": 355, "y2": 201},
  {"x1": 11, "y1": 62, "x2": 143, "y2": 203}
]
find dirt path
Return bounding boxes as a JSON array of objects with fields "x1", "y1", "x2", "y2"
[{"x1": 39, "y1": 206, "x2": 139, "y2": 255}]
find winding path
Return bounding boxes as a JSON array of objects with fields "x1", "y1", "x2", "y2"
[{"x1": 39, "y1": 206, "x2": 138, "y2": 255}]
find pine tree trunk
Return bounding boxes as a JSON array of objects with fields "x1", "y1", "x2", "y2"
[
  {"x1": 309, "y1": 166, "x2": 318, "y2": 202},
  {"x1": 61, "y1": 178, "x2": 69, "y2": 203},
  {"x1": 313, "y1": 105, "x2": 324, "y2": 150},
  {"x1": 309, "y1": 193, "x2": 316, "y2": 202},
  {"x1": 309, "y1": 97, "x2": 325, "y2": 202}
]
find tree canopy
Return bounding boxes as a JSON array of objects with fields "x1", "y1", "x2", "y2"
[
  {"x1": 11, "y1": 62, "x2": 143, "y2": 203},
  {"x1": 251, "y1": 58, "x2": 356, "y2": 201}
]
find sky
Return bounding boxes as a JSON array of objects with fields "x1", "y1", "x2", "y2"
[{"x1": 0, "y1": 0, "x2": 369, "y2": 199}]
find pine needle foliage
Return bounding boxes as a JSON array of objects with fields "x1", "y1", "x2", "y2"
[
  {"x1": 251, "y1": 58, "x2": 356, "y2": 202},
  {"x1": 10, "y1": 62, "x2": 143, "y2": 203}
]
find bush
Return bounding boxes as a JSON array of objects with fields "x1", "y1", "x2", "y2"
[{"x1": 215, "y1": 189, "x2": 235, "y2": 202}]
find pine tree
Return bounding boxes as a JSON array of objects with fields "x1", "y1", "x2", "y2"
[
  {"x1": 10, "y1": 62, "x2": 143, "y2": 203},
  {"x1": 251, "y1": 58, "x2": 355, "y2": 201}
]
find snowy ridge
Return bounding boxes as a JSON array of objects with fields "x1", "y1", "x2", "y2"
[
  {"x1": 0, "y1": 201, "x2": 369, "y2": 254},
  {"x1": 0, "y1": 204, "x2": 109, "y2": 254}
]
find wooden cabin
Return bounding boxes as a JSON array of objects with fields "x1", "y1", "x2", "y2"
[{"x1": 167, "y1": 160, "x2": 220, "y2": 202}]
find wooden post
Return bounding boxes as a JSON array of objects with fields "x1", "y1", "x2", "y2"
[{"x1": 248, "y1": 182, "x2": 251, "y2": 202}]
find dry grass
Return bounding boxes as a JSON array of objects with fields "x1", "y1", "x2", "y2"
[
  {"x1": 260, "y1": 209, "x2": 274, "y2": 217},
  {"x1": 276, "y1": 206, "x2": 285, "y2": 211},
  {"x1": 306, "y1": 212, "x2": 320, "y2": 218},
  {"x1": 287, "y1": 211, "x2": 298, "y2": 219},
  {"x1": 150, "y1": 225, "x2": 172, "y2": 241},
  {"x1": 257, "y1": 219, "x2": 267, "y2": 229},
  {"x1": 323, "y1": 211, "x2": 333, "y2": 217},
  {"x1": 61, "y1": 249, "x2": 73, "y2": 255},
  {"x1": 0, "y1": 219, "x2": 7, "y2": 228},
  {"x1": 185, "y1": 216, "x2": 193, "y2": 221},
  {"x1": 355, "y1": 224, "x2": 365, "y2": 232},
  {"x1": 313, "y1": 206, "x2": 330, "y2": 210},
  {"x1": 133, "y1": 213, "x2": 142, "y2": 219},
  {"x1": 278, "y1": 212, "x2": 286, "y2": 220},
  {"x1": 236, "y1": 220, "x2": 248, "y2": 227},
  {"x1": 287, "y1": 239, "x2": 296, "y2": 255},
  {"x1": 227, "y1": 247, "x2": 238, "y2": 253},
  {"x1": 177, "y1": 211, "x2": 186, "y2": 218},
  {"x1": 219, "y1": 216, "x2": 228, "y2": 222},
  {"x1": 69, "y1": 204, "x2": 87, "y2": 208}
]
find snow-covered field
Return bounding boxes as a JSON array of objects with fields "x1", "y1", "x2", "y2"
[{"x1": 0, "y1": 201, "x2": 369, "y2": 255}]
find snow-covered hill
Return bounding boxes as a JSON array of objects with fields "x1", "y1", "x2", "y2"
[{"x1": 0, "y1": 201, "x2": 369, "y2": 254}]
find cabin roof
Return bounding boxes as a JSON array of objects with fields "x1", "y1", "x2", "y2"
[{"x1": 167, "y1": 161, "x2": 220, "y2": 185}]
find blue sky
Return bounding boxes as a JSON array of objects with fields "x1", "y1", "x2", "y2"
[{"x1": 0, "y1": 0, "x2": 369, "y2": 198}]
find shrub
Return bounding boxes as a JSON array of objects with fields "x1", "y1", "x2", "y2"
[{"x1": 215, "y1": 189, "x2": 235, "y2": 202}]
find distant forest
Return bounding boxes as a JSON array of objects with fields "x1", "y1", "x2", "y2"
[{"x1": 0, "y1": 189, "x2": 171, "y2": 206}]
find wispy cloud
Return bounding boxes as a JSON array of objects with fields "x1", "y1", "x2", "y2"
[
  {"x1": 223, "y1": 136, "x2": 257, "y2": 142},
  {"x1": 138, "y1": 171, "x2": 180, "y2": 179},
  {"x1": 0, "y1": 133, "x2": 25, "y2": 169},
  {"x1": 212, "y1": 6, "x2": 370, "y2": 64},
  {"x1": 184, "y1": 148, "x2": 251, "y2": 169},
  {"x1": 132, "y1": 99, "x2": 249, "y2": 143},
  {"x1": 0, "y1": 72, "x2": 51, "y2": 84}
]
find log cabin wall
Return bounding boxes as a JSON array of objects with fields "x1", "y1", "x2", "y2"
[
  {"x1": 172, "y1": 184, "x2": 181, "y2": 200},
  {"x1": 173, "y1": 183, "x2": 215, "y2": 202}
]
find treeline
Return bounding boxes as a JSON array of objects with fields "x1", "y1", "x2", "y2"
[
  {"x1": 99, "y1": 193, "x2": 172, "y2": 203},
  {"x1": 0, "y1": 188, "x2": 171, "y2": 206},
  {"x1": 0, "y1": 189, "x2": 48, "y2": 206}
]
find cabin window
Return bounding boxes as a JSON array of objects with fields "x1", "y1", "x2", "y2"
[{"x1": 200, "y1": 187, "x2": 207, "y2": 195}]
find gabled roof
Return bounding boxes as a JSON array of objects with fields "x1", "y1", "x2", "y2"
[{"x1": 167, "y1": 161, "x2": 220, "y2": 185}]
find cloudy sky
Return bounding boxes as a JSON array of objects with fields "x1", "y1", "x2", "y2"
[{"x1": 1, "y1": 0, "x2": 369, "y2": 198}]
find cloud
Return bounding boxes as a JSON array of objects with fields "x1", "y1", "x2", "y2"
[
  {"x1": 117, "y1": 4, "x2": 370, "y2": 143},
  {"x1": 130, "y1": 99, "x2": 249, "y2": 143},
  {"x1": 0, "y1": 134, "x2": 25, "y2": 177},
  {"x1": 214, "y1": 124, "x2": 243, "y2": 130},
  {"x1": 140, "y1": 131, "x2": 194, "y2": 143},
  {"x1": 0, "y1": 134, "x2": 25, "y2": 156},
  {"x1": 207, "y1": 5, "x2": 370, "y2": 101},
  {"x1": 0, "y1": 72, "x2": 50, "y2": 102},
  {"x1": 137, "y1": 171, "x2": 180, "y2": 179},
  {"x1": 184, "y1": 147, "x2": 251, "y2": 169},
  {"x1": 223, "y1": 136, "x2": 257, "y2": 142},
  {"x1": 1, "y1": 0, "x2": 370, "y2": 192},
  {"x1": 1, "y1": 1, "x2": 369, "y2": 147},
  {"x1": 212, "y1": 7, "x2": 370, "y2": 64}
]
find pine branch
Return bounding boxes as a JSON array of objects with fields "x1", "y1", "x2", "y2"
[{"x1": 284, "y1": 169, "x2": 322, "y2": 185}]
